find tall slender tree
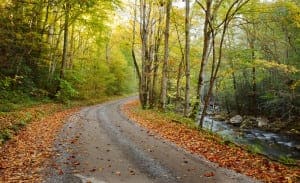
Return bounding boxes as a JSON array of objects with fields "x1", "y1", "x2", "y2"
[
  {"x1": 195, "y1": 0, "x2": 250, "y2": 126},
  {"x1": 160, "y1": 0, "x2": 172, "y2": 110},
  {"x1": 184, "y1": 0, "x2": 191, "y2": 117},
  {"x1": 59, "y1": 0, "x2": 70, "y2": 82}
]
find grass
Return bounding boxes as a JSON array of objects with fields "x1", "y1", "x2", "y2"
[
  {"x1": 279, "y1": 156, "x2": 297, "y2": 165},
  {"x1": 247, "y1": 144, "x2": 263, "y2": 154}
]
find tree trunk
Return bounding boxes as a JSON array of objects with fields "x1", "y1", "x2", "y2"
[
  {"x1": 231, "y1": 63, "x2": 241, "y2": 114},
  {"x1": 172, "y1": 9, "x2": 185, "y2": 110},
  {"x1": 184, "y1": 0, "x2": 191, "y2": 117},
  {"x1": 59, "y1": 1, "x2": 70, "y2": 81},
  {"x1": 106, "y1": 42, "x2": 110, "y2": 63},
  {"x1": 193, "y1": 0, "x2": 212, "y2": 120},
  {"x1": 160, "y1": 0, "x2": 171, "y2": 110},
  {"x1": 250, "y1": 38, "x2": 257, "y2": 116},
  {"x1": 69, "y1": 23, "x2": 75, "y2": 69},
  {"x1": 150, "y1": 7, "x2": 163, "y2": 108},
  {"x1": 196, "y1": 0, "x2": 250, "y2": 126},
  {"x1": 176, "y1": 57, "x2": 184, "y2": 102},
  {"x1": 140, "y1": 0, "x2": 149, "y2": 108},
  {"x1": 132, "y1": 0, "x2": 142, "y2": 103}
]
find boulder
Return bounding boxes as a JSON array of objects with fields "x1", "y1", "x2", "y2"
[
  {"x1": 289, "y1": 129, "x2": 300, "y2": 135},
  {"x1": 257, "y1": 117, "x2": 269, "y2": 127},
  {"x1": 229, "y1": 115, "x2": 243, "y2": 125}
]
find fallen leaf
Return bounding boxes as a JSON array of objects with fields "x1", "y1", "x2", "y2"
[{"x1": 204, "y1": 172, "x2": 215, "y2": 177}]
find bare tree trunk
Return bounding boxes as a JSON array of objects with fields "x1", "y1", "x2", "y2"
[
  {"x1": 48, "y1": 8, "x2": 63, "y2": 82},
  {"x1": 160, "y1": 0, "x2": 171, "y2": 110},
  {"x1": 68, "y1": 23, "x2": 75, "y2": 69},
  {"x1": 140, "y1": 0, "x2": 149, "y2": 108},
  {"x1": 150, "y1": 10, "x2": 163, "y2": 108},
  {"x1": 196, "y1": 0, "x2": 250, "y2": 127},
  {"x1": 147, "y1": 16, "x2": 156, "y2": 107},
  {"x1": 231, "y1": 62, "x2": 240, "y2": 114},
  {"x1": 176, "y1": 57, "x2": 184, "y2": 101},
  {"x1": 132, "y1": 0, "x2": 142, "y2": 102},
  {"x1": 199, "y1": 29, "x2": 217, "y2": 127},
  {"x1": 172, "y1": 9, "x2": 185, "y2": 109},
  {"x1": 184, "y1": 0, "x2": 191, "y2": 117},
  {"x1": 41, "y1": 0, "x2": 50, "y2": 37},
  {"x1": 228, "y1": 32, "x2": 240, "y2": 114},
  {"x1": 59, "y1": 1, "x2": 70, "y2": 81},
  {"x1": 193, "y1": 0, "x2": 212, "y2": 121},
  {"x1": 249, "y1": 38, "x2": 257, "y2": 116}
]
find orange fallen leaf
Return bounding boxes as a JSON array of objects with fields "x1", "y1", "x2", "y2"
[{"x1": 204, "y1": 172, "x2": 215, "y2": 177}]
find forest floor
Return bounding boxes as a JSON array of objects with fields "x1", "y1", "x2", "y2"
[{"x1": 0, "y1": 104, "x2": 79, "y2": 182}]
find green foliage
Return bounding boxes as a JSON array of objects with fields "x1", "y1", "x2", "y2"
[
  {"x1": 216, "y1": 62, "x2": 299, "y2": 118},
  {"x1": 0, "y1": 0, "x2": 129, "y2": 108},
  {"x1": 247, "y1": 144, "x2": 263, "y2": 154},
  {"x1": 279, "y1": 155, "x2": 297, "y2": 165},
  {"x1": 0, "y1": 129, "x2": 13, "y2": 142},
  {"x1": 155, "y1": 109, "x2": 199, "y2": 129},
  {"x1": 0, "y1": 76, "x2": 14, "y2": 89},
  {"x1": 56, "y1": 79, "x2": 79, "y2": 103},
  {"x1": 18, "y1": 120, "x2": 27, "y2": 127}
]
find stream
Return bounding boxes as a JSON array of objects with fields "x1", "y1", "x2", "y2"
[{"x1": 202, "y1": 117, "x2": 300, "y2": 162}]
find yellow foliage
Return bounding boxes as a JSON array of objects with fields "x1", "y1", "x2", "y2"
[
  {"x1": 254, "y1": 59, "x2": 299, "y2": 74},
  {"x1": 218, "y1": 68, "x2": 235, "y2": 79},
  {"x1": 276, "y1": 0, "x2": 300, "y2": 28},
  {"x1": 290, "y1": 80, "x2": 300, "y2": 90}
]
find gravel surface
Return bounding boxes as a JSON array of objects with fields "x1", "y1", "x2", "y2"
[{"x1": 44, "y1": 97, "x2": 258, "y2": 183}]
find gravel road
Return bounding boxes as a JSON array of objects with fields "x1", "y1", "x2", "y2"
[{"x1": 44, "y1": 97, "x2": 258, "y2": 183}]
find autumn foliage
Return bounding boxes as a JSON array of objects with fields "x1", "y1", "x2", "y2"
[
  {"x1": 0, "y1": 106, "x2": 78, "y2": 182},
  {"x1": 122, "y1": 100, "x2": 300, "y2": 183}
]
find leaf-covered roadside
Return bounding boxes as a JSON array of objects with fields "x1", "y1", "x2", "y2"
[
  {"x1": 0, "y1": 107, "x2": 78, "y2": 182},
  {"x1": 0, "y1": 95, "x2": 126, "y2": 144},
  {"x1": 122, "y1": 100, "x2": 300, "y2": 183},
  {"x1": 0, "y1": 103, "x2": 68, "y2": 143}
]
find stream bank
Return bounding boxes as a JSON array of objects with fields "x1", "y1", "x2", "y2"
[{"x1": 202, "y1": 114, "x2": 300, "y2": 165}]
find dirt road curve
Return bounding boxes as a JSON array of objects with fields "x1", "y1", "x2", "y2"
[{"x1": 44, "y1": 97, "x2": 257, "y2": 183}]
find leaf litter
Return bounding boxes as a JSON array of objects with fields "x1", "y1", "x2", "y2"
[{"x1": 0, "y1": 106, "x2": 78, "y2": 182}]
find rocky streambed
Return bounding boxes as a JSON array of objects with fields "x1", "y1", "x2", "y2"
[{"x1": 201, "y1": 114, "x2": 300, "y2": 164}]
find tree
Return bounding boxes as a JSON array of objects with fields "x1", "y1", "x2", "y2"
[
  {"x1": 194, "y1": 0, "x2": 250, "y2": 126},
  {"x1": 160, "y1": 0, "x2": 172, "y2": 110},
  {"x1": 59, "y1": 0, "x2": 70, "y2": 82},
  {"x1": 184, "y1": 0, "x2": 191, "y2": 117}
]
